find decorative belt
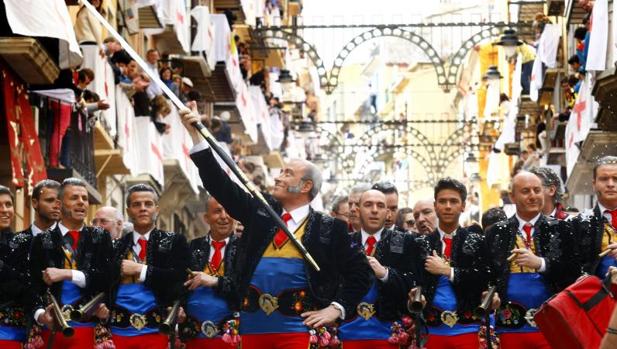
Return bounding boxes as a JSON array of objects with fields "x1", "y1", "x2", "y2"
[
  {"x1": 180, "y1": 316, "x2": 228, "y2": 339},
  {"x1": 350, "y1": 302, "x2": 376, "y2": 321},
  {"x1": 496, "y1": 302, "x2": 538, "y2": 328},
  {"x1": 425, "y1": 307, "x2": 480, "y2": 327},
  {"x1": 242, "y1": 287, "x2": 317, "y2": 316},
  {"x1": 0, "y1": 306, "x2": 27, "y2": 327},
  {"x1": 110, "y1": 307, "x2": 163, "y2": 331}
]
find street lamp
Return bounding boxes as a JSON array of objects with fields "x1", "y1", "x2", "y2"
[
  {"x1": 494, "y1": 29, "x2": 523, "y2": 58},
  {"x1": 276, "y1": 69, "x2": 295, "y2": 97},
  {"x1": 483, "y1": 66, "x2": 503, "y2": 82}
]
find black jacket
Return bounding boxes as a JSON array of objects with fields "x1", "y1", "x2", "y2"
[
  {"x1": 190, "y1": 148, "x2": 371, "y2": 316},
  {"x1": 485, "y1": 215, "x2": 581, "y2": 302},
  {"x1": 188, "y1": 234, "x2": 239, "y2": 308},
  {"x1": 569, "y1": 205, "x2": 610, "y2": 274},
  {"x1": 349, "y1": 229, "x2": 420, "y2": 321},
  {"x1": 415, "y1": 226, "x2": 489, "y2": 315},
  {"x1": 29, "y1": 225, "x2": 113, "y2": 306},
  {"x1": 110, "y1": 229, "x2": 189, "y2": 307}
]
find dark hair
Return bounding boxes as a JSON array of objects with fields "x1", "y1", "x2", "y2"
[
  {"x1": 187, "y1": 90, "x2": 203, "y2": 102},
  {"x1": 111, "y1": 50, "x2": 132, "y2": 65},
  {"x1": 434, "y1": 177, "x2": 467, "y2": 202},
  {"x1": 33, "y1": 179, "x2": 61, "y2": 200},
  {"x1": 499, "y1": 93, "x2": 510, "y2": 104},
  {"x1": 574, "y1": 27, "x2": 587, "y2": 41},
  {"x1": 78, "y1": 68, "x2": 95, "y2": 83},
  {"x1": 331, "y1": 195, "x2": 349, "y2": 214},
  {"x1": 146, "y1": 48, "x2": 160, "y2": 56},
  {"x1": 372, "y1": 181, "x2": 398, "y2": 196},
  {"x1": 568, "y1": 55, "x2": 580, "y2": 65},
  {"x1": 59, "y1": 178, "x2": 87, "y2": 199},
  {"x1": 159, "y1": 66, "x2": 172, "y2": 78},
  {"x1": 529, "y1": 167, "x2": 564, "y2": 203},
  {"x1": 593, "y1": 156, "x2": 617, "y2": 179},
  {"x1": 126, "y1": 183, "x2": 159, "y2": 206},
  {"x1": 395, "y1": 207, "x2": 413, "y2": 229},
  {"x1": 481, "y1": 207, "x2": 507, "y2": 230},
  {"x1": 0, "y1": 185, "x2": 14, "y2": 204}
]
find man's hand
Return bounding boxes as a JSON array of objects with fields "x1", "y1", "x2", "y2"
[
  {"x1": 97, "y1": 100, "x2": 110, "y2": 111},
  {"x1": 42, "y1": 268, "x2": 72, "y2": 285},
  {"x1": 121, "y1": 260, "x2": 144, "y2": 277},
  {"x1": 511, "y1": 248, "x2": 543, "y2": 270},
  {"x1": 183, "y1": 272, "x2": 219, "y2": 290},
  {"x1": 425, "y1": 250, "x2": 451, "y2": 276},
  {"x1": 37, "y1": 306, "x2": 55, "y2": 328},
  {"x1": 179, "y1": 109, "x2": 202, "y2": 145},
  {"x1": 301, "y1": 305, "x2": 341, "y2": 328},
  {"x1": 608, "y1": 266, "x2": 617, "y2": 284},
  {"x1": 367, "y1": 256, "x2": 387, "y2": 279},
  {"x1": 95, "y1": 304, "x2": 110, "y2": 320},
  {"x1": 481, "y1": 290, "x2": 501, "y2": 311},
  {"x1": 606, "y1": 243, "x2": 617, "y2": 258}
]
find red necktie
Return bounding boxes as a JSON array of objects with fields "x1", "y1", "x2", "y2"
[
  {"x1": 68, "y1": 230, "x2": 80, "y2": 251},
  {"x1": 138, "y1": 238, "x2": 147, "y2": 261},
  {"x1": 365, "y1": 236, "x2": 377, "y2": 256},
  {"x1": 606, "y1": 210, "x2": 617, "y2": 230},
  {"x1": 210, "y1": 240, "x2": 226, "y2": 271},
  {"x1": 522, "y1": 223, "x2": 533, "y2": 248},
  {"x1": 443, "y1": 237, "x2": 452, "y2": 260},
  {"x1": 273, "y1": 213, "x2": 293, "y2": 249}
]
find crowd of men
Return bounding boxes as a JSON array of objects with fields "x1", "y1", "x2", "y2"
[{"x1": 0, "y1": 111, "x2": 616, "y2": 349}]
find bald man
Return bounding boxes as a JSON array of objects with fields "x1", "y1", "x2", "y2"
[
  {"x1": 413, "y1": 199, "x2": 437, "y2": 235},
  {"x1": 484, "y1": 171, "x2": 581, "y2": 349},
  {"x1": 94, "y1": 206, "x2": 124, "y2": 240}
]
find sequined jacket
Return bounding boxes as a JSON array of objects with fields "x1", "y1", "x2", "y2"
[
  {"x1": 349, "y1": 229, "x2": 421, "y2": 321},
  {"x1": 191, "y1": 148, "x2": 371, "y2": 317},
  {"x1": 110, "y1": 229, "x2": 189, "y2": 307},
  {"x1": 568, "y1": 205, "x2": 609, "y2": 275},
  {"x1": 188, "y1": 234, "x2": 240, "y2": 308},
  {"x1": 415, "y1": 226, "x2": 489, "y2": 315},
  {"x1": 485, "y1": 215, "x2": 581, "y2": 302},
  {"x1": 29, "y1": 225, "x2": 113, "y2": 305}
]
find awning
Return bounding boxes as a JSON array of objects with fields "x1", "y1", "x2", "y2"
[
  {"x1": 145, "y1": 0, "x2": 190, "y2": 54},
  {"x1": 3, "y1": 0, "x2": 82, "y2": 68},
  {"x1": 0, "y1": 38, "x2": 60, "y2": 85},
  {"x1": 566, "y1": 131, "x2": 617, "y2": 194}
]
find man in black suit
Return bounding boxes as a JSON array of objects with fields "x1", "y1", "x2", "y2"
[
  {"x1": 485, "y1": 171, "x2": 580, "y2": 349},
  {"x1": 412, "y1": 178, "x2": 488, "y2": 349},
  {"x1": 182, "y1": 195, "x2": 240, "y2": 348},
  {"x1": 109, "y1": 183, "x2": 189, "y2": 349},
  {"x1": 181, "y1": 111, "x2": 371, "y2": 349},
  {"x1": 30, "y1": 178, "x2": 113, "y2": 349},
  {"x1": 339, "y1": 189, "x2": 418, "y2": 348}
]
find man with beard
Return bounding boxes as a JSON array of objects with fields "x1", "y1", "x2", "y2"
[
  {"x1": 413, "y1": 199, "x2": 438, "y2": 236},
  {"x1": 412, "y1": 178, "x2": 488, "y2": 348},
  {"x1": 372, "y1": 182, "x2": 399, "y2": 230},
  {"x1": 570, "y1": 156, "x2": 617, "y2": 277},
  {"x1": 339, "y1": 189, "x2": 419, "y2": 348},
  {"x1": 109, "y1": 184, "x2": 189, "y2": 349},
  {"x1": 30, "y1": 178, "x2": 113, "y2": 349},
  {"x1": 485, "y1": 171, "x2": 580, "y2": 349},
  {"x1": 182, "y1": 196, "x2": 240, "y2": 348},
  {"x1": 349, "y1": 184, "x2": 371, "y2": 233},
  {"x1": 181, "y1": 111, "x2": 370, "y2": 349}
]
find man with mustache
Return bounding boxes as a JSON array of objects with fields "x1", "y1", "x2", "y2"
[
  {"x1": 338, "y1": 189, "x2": 419, "y2": 348},
  {"x1": 412, "y1": 178, "x2": 488, "y2": 348},
  {"x1": 182, "y1": 196, "x2": 240, "y2": 348},
  {"x1": 413, "y1": 199, "x2": 438, "y2": 236},
  {"x1": 30, "y1": 178, "x2": 113, "y2": 349},
  {"x1": 109, "y1": 184, "x2": 189, "y2": 349},
  {"x1": 485, "y1": 171, "x2": 580, "y2": 349},
  {"x1": 570, "y1": 156, "x2": 617, "y2": 277},
  {"x1": 181, "y1": 110, "x2": 370, "y2": 349}
]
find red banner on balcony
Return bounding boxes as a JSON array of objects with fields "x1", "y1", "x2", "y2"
[{"x1": 2, "y1": 66, "x2": 47, "y2": 188}]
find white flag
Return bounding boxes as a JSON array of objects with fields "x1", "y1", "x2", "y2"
[
  {"x1": 586, "y1": 0, "x2": 608, "y2": 71},
  {"x1": 529, "y1": 56, "x2": 543, "y2": 102},
  {"x1": 537, "y1": 24, "x2": 561, "y2": 68}
]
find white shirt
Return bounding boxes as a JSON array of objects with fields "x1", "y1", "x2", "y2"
[
  {"x1": 360, "y1": 228, "x2": 389, "y2": 282},
  {"x1": 57, "y1": 222, "x2": 87, "y2": 288},
  {"x1": 132, "y1": 230, "x2": 153, "y2": 283},
  {"x1": 437, "y1": 226, "x2": 457, "y2": 281},
  {"x1": 514, "y1": 213, "x2": 546, "y2": 272},
  {"x1": 282, "y1": 204, "x2": 310, "y2": 234},
  {"x1": 208, "y1": 235, "x2": 231, "y2": 262},
  {"x1": 598, "y1": 202, "x2": 617, "y2": 224},
  {"x1": 31, "y1": 222, "x2": 57, "y2": 237}
]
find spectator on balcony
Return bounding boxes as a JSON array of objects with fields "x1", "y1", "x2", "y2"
[
  {"x1": 75, "y1": 68, "x2": 110, "y2": 114},
  {"x1": 159, "y1": 67, "x2": 180, "y2": 97},
  {"x1": 74, "y1": 0, "x2": 106, "y2": 56},
  {"x1": 573, "y1": 27, "x2": 588, "y2": 67},
  {"x1": 180, "y1": 77, "x2": 194, "y2": 103},
  {"x1": 212, "y1": 112, "x2": 233, "y2": 144},
  {"x1": 110, "y1": 50, "x2": 133, "y2": 84},
  {"x1": 144, "y1": 49, "x2": 163, "y2": 99},
  {"x1": 249, "y1": 68, "x2": 269, "y2": 93}
]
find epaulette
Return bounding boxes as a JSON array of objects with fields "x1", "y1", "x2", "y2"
[{"x1": 545, "y1": 216, "x2": 559, "y2": 226}]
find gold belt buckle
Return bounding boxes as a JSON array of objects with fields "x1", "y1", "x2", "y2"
[
  {"x1": 201, "y1": 320, "x2": 219, "y2": 338},
  {"x1": 356, "y1": 302, "x2": 376, "y2": 320},
  {"x1": 258, "y1": 293, "x2": 279, "y2": 315},
  {"x1": 61, "y1": 305, "x2": 73, "y2": 322},
  {"x1": 129, "y1": 313, "x2": 147, "y2": 331},
  {"x1": 440, "y1": 310, "x2": 459, "y2": 328},
  {"x1": 525, "y1": 308, "x2": 538, "y2": 328}
]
